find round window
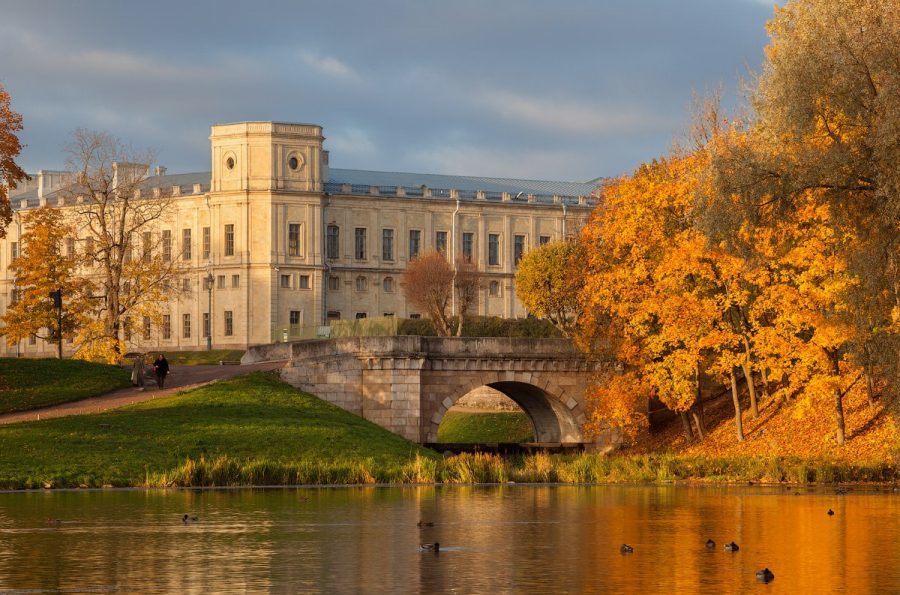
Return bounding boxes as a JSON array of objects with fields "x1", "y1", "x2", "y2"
[
  {"x1": 288, "y1": 156, "x2": 299, "y2": 170},
  {"x1": 226, "y1": 156, "x2": 235, "y2": 170}
]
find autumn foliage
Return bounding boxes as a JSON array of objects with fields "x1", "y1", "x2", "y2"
[
  {"x1": 0, "y1": 83, "x2": 27, "y2": 237},
  {"x1": 0, "y1": 208, "x2": 93, "y2": 352},
  {"x1": 515, "y1": 239, "x2": 585, "y2": 337},
  {"x1": 576, "y1": 0, "x2": 899, "y2": 450}
]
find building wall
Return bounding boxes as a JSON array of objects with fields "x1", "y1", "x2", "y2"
[{"x1": 0, "y1": 121, "x2": 593, "y2": 356}]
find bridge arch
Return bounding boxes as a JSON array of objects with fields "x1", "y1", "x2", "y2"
[{"x1": 423, "y1": 371, "x2": 585, "y2": 444}]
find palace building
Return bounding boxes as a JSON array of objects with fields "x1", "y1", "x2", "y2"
[{"x1": 1, "y1": 121, "x2": 599, "y2": 355}]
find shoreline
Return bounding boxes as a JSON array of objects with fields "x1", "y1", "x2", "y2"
[{"x1": 2, "y1": 478, "x2": 898, "y2": 495}]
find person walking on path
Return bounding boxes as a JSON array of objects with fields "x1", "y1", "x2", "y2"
[
  {"x1": 153, "y1": 354, "x2": 170, "y2": 389},
  {"x1": 131, "y1": 353, "x2": 145, "y2": 390}
]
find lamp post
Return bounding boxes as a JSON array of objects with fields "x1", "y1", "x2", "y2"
[{"x1": 206, "y1": 264, "x2": 214, "y2": 351}]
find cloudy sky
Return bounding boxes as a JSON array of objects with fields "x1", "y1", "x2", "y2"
[{"x1": 0, "y1": 0, "x2": 775, "y2": 182}]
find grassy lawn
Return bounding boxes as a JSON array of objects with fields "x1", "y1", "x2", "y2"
[
  {"x1": 437, "y1": 410, "x2": 535, "y2": 443},
  {"x1": 158, "y1": 349, "x2": 245, "y2": 365},
  {"x1": 0, "y1": 372, "x2": 436, "y2": 489},
  {"x1": 0, "y1": 358, "x2": 131, "y2": 415}
]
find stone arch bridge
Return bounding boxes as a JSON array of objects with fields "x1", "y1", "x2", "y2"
[{"x1": 243, "y1": 336, "x2": 617, "y2": 448}]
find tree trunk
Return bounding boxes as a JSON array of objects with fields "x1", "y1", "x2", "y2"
[
  {"x1": 691, "y1": 407, "x2": 706, "y2": 441},
  {"x1": 691, "y1": 363, "x2": 706, "y2": 439},
  {"x1": 741, "y1": 338, "x2": 759, "y2": 417},
  {"x1": 455, "y1": 312, "x2": 464, "y2": 337},
  {"x1": 729, "y1": 369, "x2": 744, "y2": 442},
  {"x1": 760, "y1": 367, "x2": 770, "y2": 401},
  {"x1": 830, "y1": 351, "x2": 846, "y2": 445},
  {"x1": 741, "y1": 362, "x2": 759, "y2": 418},
  {"x1": 865, "y1": 368, "x2": 876, "y2": 407},
  {"x1": 680, "y1": 411, "x2": 695, "y2": 442}
]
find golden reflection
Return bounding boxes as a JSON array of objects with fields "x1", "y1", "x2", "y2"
[{"x1": 0, "y1": 486, "x2": 896, "y2": 592}]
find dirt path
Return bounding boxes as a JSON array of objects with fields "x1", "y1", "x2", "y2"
[{"x1": 0, "y1": 360, "x2": 287, "y2": 425}]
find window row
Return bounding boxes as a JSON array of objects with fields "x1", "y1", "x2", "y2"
[
  {"x1": 325, "y1": 226, "x2": 551, "y2": 265},
  {"x1": 122, "y1": 311, "x2": 236, "y2": 340}
]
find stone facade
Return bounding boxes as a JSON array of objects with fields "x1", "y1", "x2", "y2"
[
  {"x1": 1, "y1": 121, "x2": 598, "y2": 356},
  {"x1": 248, "y1": 336, "x2": 619, "y2": 448}
]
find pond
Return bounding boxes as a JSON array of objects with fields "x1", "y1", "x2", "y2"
[{"x1": 1, "y1": 485, "x2": 898, "y2": 593}]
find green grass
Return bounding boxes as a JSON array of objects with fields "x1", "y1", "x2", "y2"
[
  {"x1": 1, "y1": 371, "x2": 895, "y2": 489},
  {"x1": 437, "y1": 410, "x2": 535, "y2": 443},
  {"x1": 0, "y1": 372, "x2": 437, "y2": 489},
  {"x1": 0, "y1": 358, "x2": 131, "y2": 415},
  {"x1": 158, "y1": 349, "x2": 245, "y2": 365}
]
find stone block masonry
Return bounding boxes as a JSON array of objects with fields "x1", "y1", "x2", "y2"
[{"x1": 247, "y1": 336, "x2": 617, "y2": 447}]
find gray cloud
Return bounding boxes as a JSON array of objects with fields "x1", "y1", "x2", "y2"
[{"x1": 0, "y1": 0, "x2": 773, "y2": 181}]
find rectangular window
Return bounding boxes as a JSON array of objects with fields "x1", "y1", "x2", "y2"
[
  {"x1": 202, "y1": 227, "x2": 210, "y2": 260},
  {"x1": 288, "y1": 223, "x2": 301, "y2": 256},
  {"x1": 182, "y1": 278, "x2": 191, "y2": 292},
  {"x1": 224, "y1": 224, "x2": 234, "y2": 257},
  {"x1": 326, "y1": 310, "x2": 341, "y2": 321},
  {"x1": 435, "y1": 231, "x2": 447, "y2": 254},
  {"x1": 489, "y1": 280, "x2": 501, "y2": 296},
  {"x1": 217, "y1": 275, "x2": 225, "y2": 289},
  {"x1": 124, "y1": 317, "x2": 132, "y2": 341},
  {"x1": 462, "y1": 232, "x2": 474, "y2": 263},
  {"x1": 162, "y1": 315, "x2": 171, "y2": 340},
  {"x1": 328, "y1": 276, "x2": 340, "y2": 291},
  {"x1": 281, "y1": 274, "x2": 291, "y2": 289},
  {"x1": 10, "y1": 241, "x2": 18, "y2": 260},
  {"x1": 354, "y1": 228, "x2": 366, "y2": 260},
  {"x1": 85, "y1": 238, "x2": 94, "y2": 263},
  {"x1": 224, "y1": 310, "x2": 233, "y2": 336},
  {"x1": 539, "y1": 235, "x2": 551, "y2": 246},
  {"x1": 29, "y1": 335, "x2": 36, "y2": 346},
  {"x1": 203, "y1": 312, "x2": 210, "y2": 338},
  {"x1": 231, "y1": 274, "x2": 240, "y2": 288},
  {"x1": 142, "y1": 231, "x2": 152, "y2": 263},
  {"x1": 382, "y1": 229, "x2": 394, "y2": 261},
  {"x1": 488, "y1": 233, "x2": 500, "y2": 266},
  {"x1": 162, "y1": 230, "x2": 172, "y2": 262},
  {"x1": 203, "y1": 275, "x2": 212, "y2": 291},
  {"x1": 142, "y1": 316, "x2": 151, "y2": 340},
  {"x1": 182, "y1": 228, "x2": 192, "y2": 260},
  {"x1": 125, "y1": 233, "x2": 134, "y2": 263},
  {"x1": 408, "y1": 229, "x2": 421, "y2": 259},
  {"x1": 299, "y1": 275, "x2": 310, "y2": 289},
  {"x1": 326, "y1": 225, "x2": 339, "y2": 259},
  {"x1": 290, "y1": 310, "x2": 301, "y2": 326},
  {"x1": 66, "y1": 238, "x2": 75, "y2": 257},
  {"x1": 355, "y1": 312, "x2": 367, "y2": 319},
  {"x1": 514, "y1": 234, "x2": 526, "y2": 266},
  {"x1": 183, "y1": 313, "x2": 191, "y2": 339}
]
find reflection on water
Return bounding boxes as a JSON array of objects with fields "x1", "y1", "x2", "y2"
[{"x1": 0, "y1": 485, "x2": 898, "y2": 593}]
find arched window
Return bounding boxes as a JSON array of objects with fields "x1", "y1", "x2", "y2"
[
  {"x1": 355, "y1": 276, "x2": 368, "y2": 292},
  {"x1": 382, "y1": 276, "x2": 394, "y2": 293}
]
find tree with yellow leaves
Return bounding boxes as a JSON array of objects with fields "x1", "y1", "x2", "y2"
[
  {"x1": 0, "y1": 83, "x2": 28, "y2": 237},
  {"x1": 515, "y1": 239, "x2": 585, "y2": 337},
  {"x1": 705, "y1": 0, "x2": 899, "y2": 407},
  {"x1": 0, "y1": 207, "x2": 93, "y2": 357}
]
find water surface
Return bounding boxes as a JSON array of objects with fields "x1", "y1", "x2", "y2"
[{"x1": 1, "y1": 485, "x2": 898, "y2": 593}]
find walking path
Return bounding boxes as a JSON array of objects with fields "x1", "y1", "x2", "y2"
[{"x1": 0, "y1": 360, "x2": 288, "y2": 425}]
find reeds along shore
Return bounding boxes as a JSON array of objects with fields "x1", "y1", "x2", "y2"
[{"x1": 11, "y1": 453, "x2": 892, "y2": 490}]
